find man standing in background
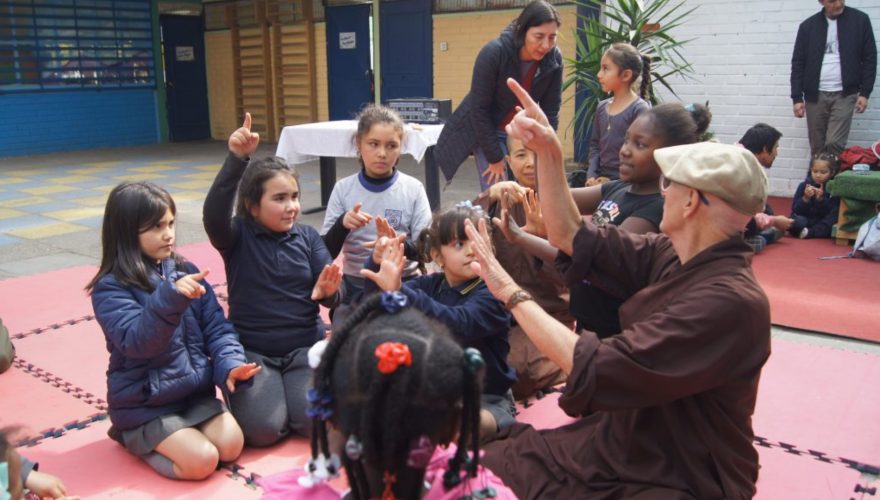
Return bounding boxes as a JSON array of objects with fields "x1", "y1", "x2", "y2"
[{"x1": 790, "y1": 0, "x2": 876, "y2": 157}]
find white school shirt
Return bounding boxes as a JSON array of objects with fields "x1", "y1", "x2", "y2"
[{"x1": 320, "y1": 170, "x2": 432, "y2": 277}]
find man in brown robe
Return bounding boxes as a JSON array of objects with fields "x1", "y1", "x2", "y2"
[{"x1": 463, "y1": 78, "x2": 771, "y2": 499}]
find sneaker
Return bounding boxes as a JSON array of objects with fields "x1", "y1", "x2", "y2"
[{"x1": 799, "y1": 228, "x2": 809, "y2": 239}]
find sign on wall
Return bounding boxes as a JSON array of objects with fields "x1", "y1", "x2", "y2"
[
  {"x1": 175, "y1": 46, "x2": 195, "y2": 62},
  {"x1": 339, "y1": 32, "x2": 356, "y2": 49}
]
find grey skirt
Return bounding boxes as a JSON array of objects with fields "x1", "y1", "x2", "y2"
[{"x1": 113, "y1": 397, "x2": 226, "y2": 456}]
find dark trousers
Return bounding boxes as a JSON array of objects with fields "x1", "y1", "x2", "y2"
[
  {"x1": 805, "y1": 92, "x2": 857, "y2": 157},
  {"x1": 227, "y1": 348, "x2": 313, "y2": 446}
]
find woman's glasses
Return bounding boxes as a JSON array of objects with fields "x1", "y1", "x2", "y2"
[{"x1": 659, "y1": 175, "x2": 710, "y2": 206}]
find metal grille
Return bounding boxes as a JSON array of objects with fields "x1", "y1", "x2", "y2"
[{"x1": 0, "y1": 0, "x2": 155, "y2": 92}]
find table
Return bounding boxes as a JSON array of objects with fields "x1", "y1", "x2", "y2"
[{"x1": 276, "y1": 120, "x2": 444, "y2": 213}]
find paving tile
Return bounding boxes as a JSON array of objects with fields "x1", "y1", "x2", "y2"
[
  {"x1": 181, "y1": 171, "x2": 219, "y2": 180},
  {"x1": 127, "y1": 166, "x2": 179, "y2": 173},
  {"x1": 67, "y1": 167, "x2": 116, "y2": 176},
  {"x1": 19, "y1": 185, "x2": 79, "y2": 195},
  {"x1": 47, "y1": 175, "x2": 103, "y2": 185},
  {"x1": 0, "y1": 208, "x2": 28, "y2": 220},
  {"x1": 2, "y1": 169, "x2": 52, "y2": 176},
  {"x1": 43, "y1": 206, "x2": 106, "y2": 222},
  {"x1": 0, "y1": 196, "x2": 53, "y2": 208},
  {"x1": 0, "y1": 233, "x2": 22, "y2": 247},
  {"x1": 169, "y1": 179, "x2": 213, "y2": 190},
  {"x1": 7, "y1": 221, "x2": 90, "y2": 239},
  {"x1": 15, "y1": 201, "x2": 80, "y2": 214},
  {"x1": 111, "y1": 173, "x2": 169, "y2": 181},
  {"x1": 167, "y1": 190, "x2": 208, "y2": 203},
  {"x1": 68, "y1": 195, "x2": 112, "y2": 207},
  {"x1": 0, "y1": 177, "x2": 30, "y2": 185},
  {"x1": 0, "y1": 214, "x2": 58, "y2": 232}
]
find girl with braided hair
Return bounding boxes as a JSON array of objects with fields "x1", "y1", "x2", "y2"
[
  {"x1": 361, "y1": 204, "x2": 516, "y2": 442},
  {"x1": 259, "y1": 292, "x2": 516, "y2": 499}
]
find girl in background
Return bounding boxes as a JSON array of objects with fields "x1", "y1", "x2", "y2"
[
  {"x1": 790, "y1": 153, "x2": 840, "y2": 239},
  {"x1": 499, "y1": 103, "x2": 706, "y2": 337},
  {"x1": 586, "y1": 43, "x2": 651, "y2": 186},
  {"x1": 88, "y1": 182, "x2": 259, "y2": 480},
  {"x1": 320, "y1": 105, "x2": 432, "y2": 303}
]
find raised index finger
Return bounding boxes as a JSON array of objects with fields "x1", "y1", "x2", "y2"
[
  {"x1": 507, "y1": 78, "x2": 538, "y2": 110},
  {"x1": 243, "y1": 112, "x2": 252, "y2": 131},
  {"x1": 189, "y1": 269, "x2": 210, "y2": 281}
]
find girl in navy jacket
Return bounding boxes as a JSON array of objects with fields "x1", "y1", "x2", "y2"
[
  {"x1": 87, "y1": 182, "x2": 259, "y2": 480},
  {"x1": 361, "y1": 203, "x2": 515, "y2": 442},
  {"x1": 789, "y1": 154, "x2": 840, "y2": 239}
]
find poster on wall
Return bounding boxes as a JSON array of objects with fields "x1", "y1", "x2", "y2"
[
  {"x1": 175, "y1": 46, "x2": 195, "y2": 62},
  {"x1": 339, "y1": 32, "x2": 356, "y2": 50}
]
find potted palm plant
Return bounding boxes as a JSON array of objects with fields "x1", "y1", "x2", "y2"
[{"x1": 565, "y1": 0, "x2": 697, "y2": 138}]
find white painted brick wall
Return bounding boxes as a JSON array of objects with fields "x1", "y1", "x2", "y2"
[{"x1": 647, "y1": 0, "x2": 880, "y2": 196}]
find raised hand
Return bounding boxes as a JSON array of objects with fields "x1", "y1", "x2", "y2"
[
  {"x1": 489, "y1": 180, "x2": 527, "y2": 204},
  {"x1": 492, "y1": 206, "x2": 525, "y2": 244},
  {"x1": 465, "y1": 218, "x2": 519, "y2": 303},
  {"x1": 175, "y1": 269, "x2": 209, "y2": 299},
  {"x1": 521, "y1": 189, "x2": 546, "y2": 237},
  {"x1": 228, "y1": 112, "x2": 260, "y2": 159},
  {"x1": 343, "y1": 202, "x2": 373, "y2": 230},
  {"x1": 364, "y1": 217, "x2": 405, "y2": 251},
  {"x1": 311, "y1": 263, "x2": 342, "y2": 301},
  {"x1": 360, "y1": 237, "x2": 405, "y2": 292},
  {"x1": 226, "y1": 362, "x2": 261, "y2": 392},
  {"x1": 482, "y1": 160, "x2": 507, "y2": 186},
  {"x1": 504, "y1": 78, "x2": 554, "y2": 151}
]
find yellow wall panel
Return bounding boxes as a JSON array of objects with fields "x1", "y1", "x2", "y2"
[
  {"x1": 315, "y1": 22, "x2": 329, "y2": 122},
  {"x1": 205, "y1": 30, "x2": 237, "y2": 141}
]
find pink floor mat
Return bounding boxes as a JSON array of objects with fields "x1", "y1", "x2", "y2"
[
  {"x1": 12, "y1": 320, "x2": 109, "y2": 402},
  {"x1": 22, "y1": 421, "x2": 262, "y2": 500},
  {"x1": 753, "y1": 338, "x2": 880, "y2": 464},
  {"x1": 0, "y1": 265, "x2": 97, "y2": 335},
  {"x1": 0, "y1": 365, "x2": 103, "y2": 444}
]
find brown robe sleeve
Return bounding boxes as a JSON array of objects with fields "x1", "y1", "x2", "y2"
[{"x1": 559, "y1": 271, "x2": 770, "y2": 418}]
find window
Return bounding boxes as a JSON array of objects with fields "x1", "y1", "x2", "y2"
[{"x1": 0, "y1": 0, "x2": 155, "y2": 92}]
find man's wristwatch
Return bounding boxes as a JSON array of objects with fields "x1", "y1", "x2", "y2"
[{"x1": 505, "y1": 289, "x2": 534, "y2": 310}]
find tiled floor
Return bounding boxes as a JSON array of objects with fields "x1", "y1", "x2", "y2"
[{"x1": 0, "y1": 139, "x2": 477, "y2": 279}]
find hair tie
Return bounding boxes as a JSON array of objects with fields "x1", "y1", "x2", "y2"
[
  {"x1": 375, "y1": 342, "x2": 412, "y2": 375},
  {"x1": 305, "y1": 388, "x2": 334, "y2": 420},
  {"x1": 307, "y1": 338, "x2": 329, "y2": 369},
  {"x1": 380, "y1": 472, "x2": 398, "y2": 500},
  {"x1": 345, "y1": 434, "x2": 363, "y2": 461},
  {"x1": 685, "y1": 103, "x2": 696, "y2": 112},
  {"x1": 380, "y1": 291, "x2": 408, "y2": 314},
  {"x1": 462, "y1": 347, "x2": 485, "y2": 375},
  {"x1": 454, "y1": 199, "x2": 484, "y2": 217},
  {"x1": 406, "y1": 435, "x2": 435, "y2": 469},
  {"x1": 297, "y1": 453, "x2": 341, "y2": 488}
]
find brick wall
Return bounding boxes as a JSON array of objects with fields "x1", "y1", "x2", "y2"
[
  {"x1": 433, "y1": 5, "x2": 579, "y2": 161},
  {"x1": 652, "y1": 0, "x2": 880, "y2": 196},
  {"x1": 205, "y1": 30, "x2": 238, "y2": 141},
  {"x1": 0, "y1": 90, "x2": 158, "y2": 157}
]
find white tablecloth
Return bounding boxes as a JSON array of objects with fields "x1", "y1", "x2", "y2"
[{"x1": 276, "y1": 120, "x2": 444, "y2": 165}]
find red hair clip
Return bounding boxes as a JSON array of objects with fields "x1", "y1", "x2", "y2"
[{"x1": 375, "y1": 342, "x2": 412, "y2": 375}]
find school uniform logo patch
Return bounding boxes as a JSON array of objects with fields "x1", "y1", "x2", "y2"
[
  {"x1": 592, "y1": 200, "x2": 620, "y2": 227},
  {"x1": 384, "y1": 209, "x2": 403, "y2": 229}
]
